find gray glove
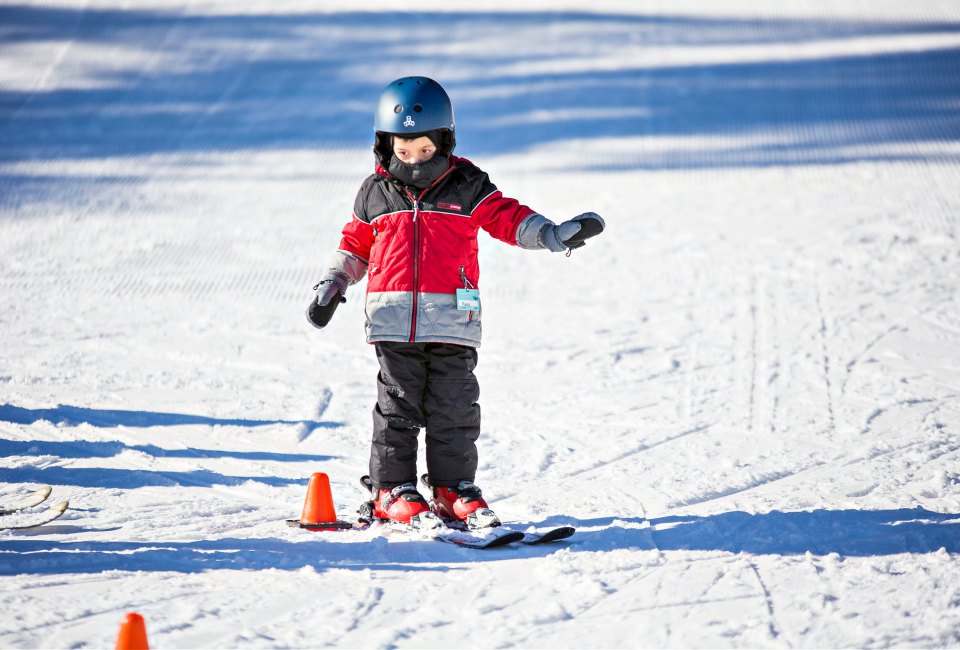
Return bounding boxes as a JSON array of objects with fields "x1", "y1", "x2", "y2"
[
  {"x1": 306, "y1": 274, "x2": 347, "y2": 329},
  {"x1": 316, "y1": 275, "x2": 347, "y2": 305},
  {"x1": 540, "y1": 212, "x2": 606, "y2": 253}
]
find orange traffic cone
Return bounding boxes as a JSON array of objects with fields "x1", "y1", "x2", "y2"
[
  {"x1": 115, "y1": 612, "x2": 149, "y2": 650},
  {"x1": 286, "y1": 472, "x2": 353, "y2": 531}
]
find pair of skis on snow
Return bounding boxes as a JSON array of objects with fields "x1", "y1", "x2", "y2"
[
  {"x1": 290, "y1": 510, "x2": 574, "y2": 549},
  {"x1": 5, "y1": 483, "x2": 571, "y2": 548},
  {"x1": 0, "y1": 486, "x2": 69, "y2": 530},
  {"x1": 288, "y1": 476, "x2": 575, "y2": 550}
]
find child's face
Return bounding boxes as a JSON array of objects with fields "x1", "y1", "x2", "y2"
[{"x1": 392, "y1": 136, "x2": 436, "y2": 165}]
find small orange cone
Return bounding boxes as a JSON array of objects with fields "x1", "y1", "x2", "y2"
[
  {"x1": 115, "y1": 612, "x2": 149, "y2": 650},
  {"x1": 286, "y1": 472, "x2": 353, "y2": 531}
]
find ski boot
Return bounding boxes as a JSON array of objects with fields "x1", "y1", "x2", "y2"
[
  {"x1": 421, "y1": 474, "x2": 501, "y2": 529},
  {"x1": 358, "y1": 476, "x2": 441, "y2": 531}
]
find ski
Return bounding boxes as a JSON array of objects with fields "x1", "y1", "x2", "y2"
[
  {"x1": 434, "y1": 524, "x2": 524, "y2": 549},
  {"x1": 285, "y1": 512, "x2": 569, "y2": 548},
  {"x1": 0, "y1": 485, "x2": 53, "y2": 515},
  {"x1": 442, "y1": 520, "x2": 575, "y2": 546},
  {"x1": 0, "y1": 500, "x2": 69, "y2": 530},
  {"x1": 517, "y1": 525, "x2": 576, "y2": 545},
  {"x1": 286, "y1": 510, "x2": 524, "y2": 548},
  {"x1": 355, "y1": 516, "x2": 525, "y2": 549}
]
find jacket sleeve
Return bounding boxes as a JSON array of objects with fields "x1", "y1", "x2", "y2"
[
  {"x1": 338, "y1": 215, "x2": 374, "y2": 265},
  {"x1": 468, "y1": 170, "x2": 539, "y2": 246},
  {"x1": 328, "y1": 182, "x2": 376, "y2": 286}
]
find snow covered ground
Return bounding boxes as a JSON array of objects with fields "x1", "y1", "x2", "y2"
[{"x1": 2, "y1": 1, "x2": 960, "y2": 647}]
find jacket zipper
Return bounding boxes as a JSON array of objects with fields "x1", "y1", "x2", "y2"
[
  {"x1": 404, "y1": 163, "x2": 457, "y2": 343},
  {"x1": 410, "y1": 197, "x2": 420, "y2": 342}
]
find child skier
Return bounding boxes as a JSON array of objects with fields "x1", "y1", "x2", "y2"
[{"x1": 308, "y1": 76, "x2": 604, "y2": 529}]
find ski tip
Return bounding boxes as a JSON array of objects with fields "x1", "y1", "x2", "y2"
[
  {"x1": 550, "y1": 525, "x2": 576, "y2": 537},
  {"x1": 0, "y1": 500, "x2": 70, "y2": 530},
  {"x1": 0, "y1": 485, "x2": 55, "y2": 516},
  {"x1": 441, "y1": 528, "x2": 525, "y2": 549},
  {"x1": 486, "y1": 531, "x2": 525, "y2": 547},
  {"x1": 470, "y1": 530, "x2": 524, "y2": 548},
  {"x1": 520, "y1": 525, "x2": 575, "y2": 545}
]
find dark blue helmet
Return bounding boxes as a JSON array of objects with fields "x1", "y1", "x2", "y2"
[
  {"x1": 374, "y1": 76, "x2": 455, "y2": 135},
  {"x1": 373, "y1": 77, "x2": 456, "y2": 166}
]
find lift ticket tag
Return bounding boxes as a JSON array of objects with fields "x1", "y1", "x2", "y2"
[{"x1": 456, "y1": 288, "x2": 480, "y2": 312}]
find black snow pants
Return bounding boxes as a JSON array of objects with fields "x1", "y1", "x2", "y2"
[{"x1": 370, "y1": 341, "x2": 481, "y2": 490}]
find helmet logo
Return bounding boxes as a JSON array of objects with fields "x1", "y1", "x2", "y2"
[{"x1": 403, "y1": 116, "x2": 416, "y2": 127}]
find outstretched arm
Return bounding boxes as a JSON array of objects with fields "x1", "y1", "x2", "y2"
[{"x1": 464, "y1": 162, "x2": 605, "y2": 253}]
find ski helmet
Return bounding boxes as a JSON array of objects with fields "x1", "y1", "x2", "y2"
[{"x1": 373, "y1": 76, "x2": 456, "y2": 166}]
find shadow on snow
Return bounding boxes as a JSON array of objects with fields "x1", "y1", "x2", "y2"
[
  {"x1": 0, "y1": 438, "x2": 334, "y2": 463},
  {"x1": 0, "y1": 536, "x2": 468, "y2": 575},
  {"x1": 0, "y1": 403, "x2": 341, "y2": 431},
  {"x1": 0, "y1": 4, "x2": 958, "y2": 184},
  {"x1": 0, "y1": 438, "x2": 336, "y2": 463},
  {"x1": 0, "y1": 465, "x2": 305, "y2": 489},
  {"x1": 542, "y1": 509, "x2": 960, "y2": 556},
  {"x1": 2, "y1": 508, "x2": 958, "y2": 576},
  {"x1": 0, "y1": 403, "x2": 340, "y2": 488}
]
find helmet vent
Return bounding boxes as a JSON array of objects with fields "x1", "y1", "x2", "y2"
[
  {"x1": 393, "y1": 104, "x2": 403, "y2": 114},
  {"x1": 413, "y1": 104, "x2": 423, "y2": 113}
]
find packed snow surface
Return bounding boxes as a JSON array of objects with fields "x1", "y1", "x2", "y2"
[{"x1": 2, "y1": 1, "x2": 960, "y2": 647}]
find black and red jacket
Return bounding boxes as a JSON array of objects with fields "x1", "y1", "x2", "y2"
[{"x1": 334, "y1": 155, "x2": 541, "y2": 347}]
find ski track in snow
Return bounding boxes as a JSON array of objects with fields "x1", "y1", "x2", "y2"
[{"x1": 3, "y1": 1, "x2": 960, "y2": 647}]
